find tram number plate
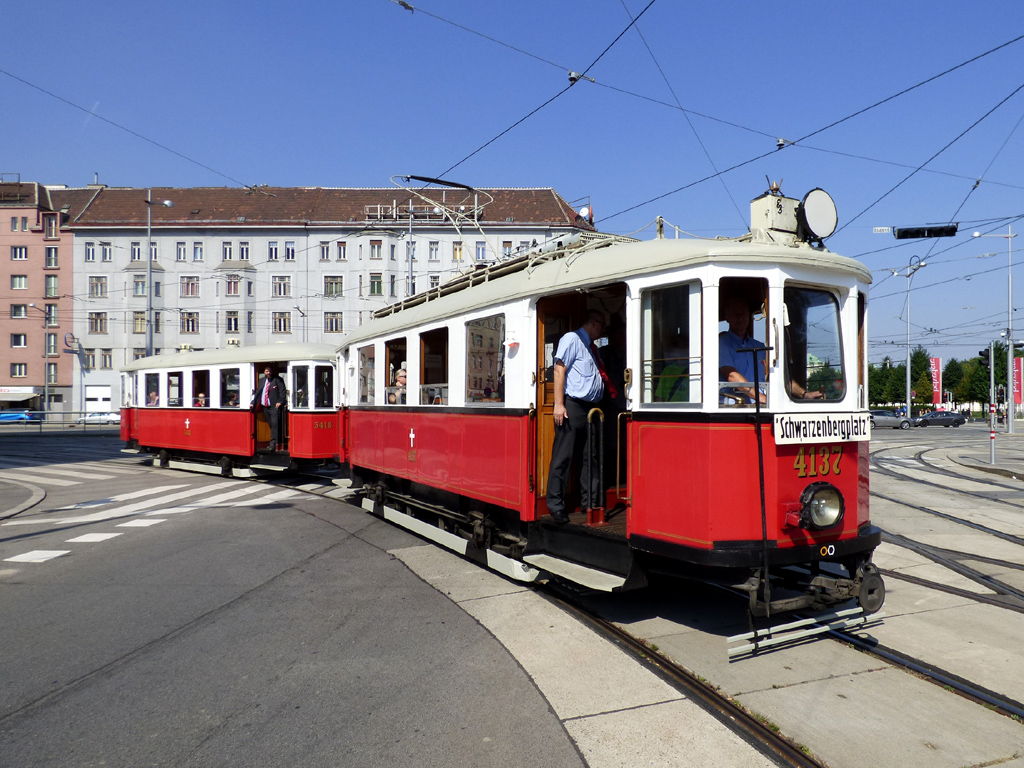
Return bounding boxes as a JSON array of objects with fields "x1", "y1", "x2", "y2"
[
  {"x1": 313, "y1": 421, "x2": 333, "y2": 429},
  {"x1": 793, "y1": 444, "x2": 842, "y2": 478}
]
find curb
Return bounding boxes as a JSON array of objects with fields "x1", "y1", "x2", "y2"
[{"x1": 0, "y1": 479, "x2": 46, "y2": 520}]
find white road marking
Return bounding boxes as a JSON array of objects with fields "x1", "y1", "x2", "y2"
[
  {"x1": 46, "y1": 484, "x2": 190, "y2": 512},
  {"x1": 0, "y1": 473, "x2": 78, "y2": 487},
  {"x1": 236, "y1": 489, "x2": 301, "y2": 506},
  {"x1": 16, "y1": 467, "x2": 117, "y2": 480},
  {"x1": 4, "y1": 550, "x2": 70, "y2": 563},
  {"x1": 66, "y1": 533, "x2": 123, "y2": 543},
  {"x1": 144, "y1": 483, "x2": 271, "y2": 515},
  {"x1": 117, "y1": 519, "x2": 166, "y2": 527}
]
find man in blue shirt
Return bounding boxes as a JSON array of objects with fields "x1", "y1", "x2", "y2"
[
  {"x1": 547, "y1": 310, "x2": 606, "y2": 524},
  {"x1": 719, "y1": 295, "x2": 766, "y2": 404}
]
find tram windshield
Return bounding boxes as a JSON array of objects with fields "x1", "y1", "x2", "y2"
[
  {"x1": 641, "y1": 281, "x2": 702, "y2": 405},
  {"x1": 783, "y1": 286, "x2": 845, "y2": 401}
]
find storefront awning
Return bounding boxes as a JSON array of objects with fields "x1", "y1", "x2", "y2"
[{"x1": 0, "y1": 393, "x2": 34, "y2": 402}]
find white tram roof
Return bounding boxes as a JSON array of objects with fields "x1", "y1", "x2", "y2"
[
  {"x1": 341, "y1": 236, "x2": 872, "y2": 351},
  {"x1": 121, "y1": 342, "x2": 338, "y2": 373}
]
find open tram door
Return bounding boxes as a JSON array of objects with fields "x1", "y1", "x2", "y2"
[{"x1": 252, "y1": 359, "x2": 289, "y2": 453}]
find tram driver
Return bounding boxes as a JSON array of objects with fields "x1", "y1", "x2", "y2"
[{"x1": 719, "y1": 295, "x2": 767, "y2": 404}]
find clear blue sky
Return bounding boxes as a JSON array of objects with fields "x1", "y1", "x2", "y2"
[{"x1": 5, "y1": 0, "x2": 1024, "y2": 364}]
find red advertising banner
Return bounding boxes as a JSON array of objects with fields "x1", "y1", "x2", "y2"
[
  {"x1": 1016, "y1": 358, "x2": 1022, "y2": 405},
  {"x1": 929, "y1": 358, "x2": 941, "y2": 404}
]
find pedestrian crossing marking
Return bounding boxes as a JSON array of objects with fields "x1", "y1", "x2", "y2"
[
  {"x1": 117, "y1": 519, "x2": 166, "y2": 527},
  {"x1": 66, "y1": 533, "x2": 123, "y2": 543},
  {"x1": 4, "y1": 550, "x2": 70, "y2": 563}
]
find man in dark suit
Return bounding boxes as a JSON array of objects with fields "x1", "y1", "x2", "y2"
[{"x1": 253, "y1": 365, "x2": 286, "y2": 450}]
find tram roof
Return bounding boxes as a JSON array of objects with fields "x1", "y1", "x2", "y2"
[
  {"x1": 341, "y1": 236, "x2": 872, "y2": 350},
  {"x1": 121, "y1": 342, "x2": 338, "y2": 373}
]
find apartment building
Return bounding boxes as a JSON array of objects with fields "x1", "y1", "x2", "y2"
[{"x1": 62, "y1": 185, "x2": 591, "y2": 410}]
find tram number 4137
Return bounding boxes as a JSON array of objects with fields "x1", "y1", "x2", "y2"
[{"x1": 793, "y1": 444, "x2": 842, "y2": 478}]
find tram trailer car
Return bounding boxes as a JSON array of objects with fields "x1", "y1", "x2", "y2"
[
  {"x1": 121, "y1": 343, "x2": 341, "y2": 474},
  {"x1": 340, "y1": 189, "x2": 884, "y2": 617}
]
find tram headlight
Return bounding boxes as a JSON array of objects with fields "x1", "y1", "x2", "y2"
[{"x1": 799, "y1": 482, "x2": 845, "y2": 530}]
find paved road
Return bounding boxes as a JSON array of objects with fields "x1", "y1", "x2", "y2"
[{"x1": 0, "y1": 437, "x2": 582, "y2": 768}]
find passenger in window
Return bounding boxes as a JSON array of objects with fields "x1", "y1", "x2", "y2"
[
  {"x1": 655, "y1": 333, "x2": 689, "y2": 402},
  {"x1": 225, "y1": 392, "x2": 239, "y2": 407},
  {"x1": 194, "y1": 392, "x2": 207, "y2": 407},
  {"x1": 148, "y1": 391, "x2": 159, "y2": 406},
  {"x1": 387, "y1": 369, "x2": 407, "y2": 404},
  {"x1": 719, "y1": 295, "x2": 767, "y2": 404}
]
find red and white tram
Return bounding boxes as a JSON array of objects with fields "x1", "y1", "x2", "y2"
[{"x1": 122, "y1": 188, "x2": 884, "y2": 617}]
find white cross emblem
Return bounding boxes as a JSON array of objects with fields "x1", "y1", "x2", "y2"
[
  {"x1": 409, "y1": 428, "x2": 415, "y2": 448},
  {"x1": 184, "y1": 418, "x2": 190, "y2": 429}
]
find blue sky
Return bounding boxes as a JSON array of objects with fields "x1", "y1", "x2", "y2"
[{"x1": 4, "y1": 0, "x2": 1024, "y2": 363}]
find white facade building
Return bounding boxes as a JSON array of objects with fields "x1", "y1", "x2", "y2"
[{"x1": 60, "y1": 185, "x2": 592, "y2": 409}]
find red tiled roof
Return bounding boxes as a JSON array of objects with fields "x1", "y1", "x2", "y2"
[{"x1": 68, "y1": 186, "x2": 595, "y2": 231}]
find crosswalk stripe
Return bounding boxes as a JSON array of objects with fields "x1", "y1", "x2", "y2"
[
  {"x1": 144, "y1": 484, "x2": 271, "y2": 516},
  {"x1": 0, "y1": 473, "x2": 78, "y2": 487},
  {"x1": 66, "y1": 533, "x2": 123, "y2": 543},
  {"x1": 4, "y1": 550, "x2": 70, "y2": 563},
  {"x1": 236, "y1": 489, "x2": 300, "y2": 506},
  {"x1": 13, "y1": 467, "x2": 116, "y2": 481},
  {"x1": 117, "y1": 519, "x2": 165, "y2": 527}
]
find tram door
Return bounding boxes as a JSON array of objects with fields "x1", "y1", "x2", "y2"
[{"x1": 534, "y1": 294, "x2": 587, "y2": 512}]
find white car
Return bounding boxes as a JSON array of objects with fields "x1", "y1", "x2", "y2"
[{"x1": 76, "y1": 412, "x2": 121, "y2": 425}]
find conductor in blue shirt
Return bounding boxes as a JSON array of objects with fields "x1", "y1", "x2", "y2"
[{"x1": 547, "y1": 310, "x2": 607, "y2": 524}]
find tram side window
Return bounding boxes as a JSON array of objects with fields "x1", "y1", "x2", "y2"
[
  {"x1": 314, "y1": 365, "x2": 334, "y2": 408},
  {"x1": 192, "y1": 370, "x2": 210, "y2": 407},
  {"x1": 292, "y1": 365, "x2": 309, "y2": 409},
  {"x1": 419, "y1": 328, "x2": 448, "y2": 405},
  {"x1": 358, "y1": 346, "x2": 375, "y2": 404},
  {"x1": 167, "y1": 372, "x2": 183, "y2": 407},
  {"x1": 784, "y1": 286, "x2": 846, "y2": 401},
  {"x1": 145, "y1": 373, "x2": 159, "y2": 406},
  {"x1": 385, "y1": 338, "x2": 407, "y2": 405},
  {"x1": 641, "y1": 283, "x2": 701, "y2": 405},
  {"x1": 220, "y1": 368, "x2": 240, "y2": 407},
  {"x1": 466, "y1": 315, "x2": 505, "y2": 404}
]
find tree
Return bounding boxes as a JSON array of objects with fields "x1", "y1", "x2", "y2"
[
  {"x1": 943, "y1": 358, "x2": 964, "y2": 400},
  {"x1": 868, "y1": 363, "x2": 889, "y2": 405},
  {"x1": 913, "y1": 370, "x2": 933, "y2": 408},
  {"x1": 883, "y1": 363, "x2": 907, "y2": 405}
]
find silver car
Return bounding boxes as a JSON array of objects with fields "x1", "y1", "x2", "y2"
[{"x1": 870, "y1": 409, "x2": 912, "y2": 430}]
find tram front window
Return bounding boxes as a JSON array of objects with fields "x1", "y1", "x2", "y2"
[
  {"x1": 640, "y1": 281, "x2": 701, "y2": 405},
  {"x1": 784, "y1": 286, "x2": 845, "y2": 401},
  {"x1": 292, "y1": 366, "x2": 309, "y2": 409}
]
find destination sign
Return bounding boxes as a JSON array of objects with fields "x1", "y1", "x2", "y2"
[{"x1": 773, "y1": 412, "x2": 871, "y2": 445}]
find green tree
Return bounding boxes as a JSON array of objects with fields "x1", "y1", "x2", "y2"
[
  {"x1": 913, "y1": 370, "x2": 933, "y2": 408},
  {"x1": 868, "y1": 363, "x2": 889, "y2": 405},
  {"x1": 943, "y1": 358, "x2": 963, "y2": 400},
  {"x1": 883, "y1": 363, "x2": 907, "y2": 406}
]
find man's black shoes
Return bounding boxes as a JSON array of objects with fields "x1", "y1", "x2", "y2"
[{"x1": 549, "y1": 512, "x2": 570, "y2": 525}]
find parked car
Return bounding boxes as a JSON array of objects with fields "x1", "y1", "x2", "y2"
[
  {"x1": 916, "y1": 410, "x2": 967, "y2": 428},
  {"x1": 0, "y1": 409, "x2": 34, "y2": 422},
  {"x1": 870, "y1": 409, "x2": 913, "y2": 430},
  {"x1": 75, "y1": 412, "x2": 121, "y2": 425}
]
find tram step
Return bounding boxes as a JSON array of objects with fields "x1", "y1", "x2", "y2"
[{"x1": 523, "y1": 554, "x2": 626, "y2": 592}]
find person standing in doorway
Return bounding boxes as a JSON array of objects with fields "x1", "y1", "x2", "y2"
[
  {"x1": 547, "y1": 310, "x2": 608, "y2": 524},
  {"x1": 253, "y1": 365, "x2": 286, "y2": 450}
]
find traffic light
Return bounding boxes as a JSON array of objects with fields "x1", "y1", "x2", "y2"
[
  {"x1": 893, "y1": 224, "x2": 959, "y2": 239},
  {"x1": 980, "y1": 348, "x2": 991, "y2": 369}
]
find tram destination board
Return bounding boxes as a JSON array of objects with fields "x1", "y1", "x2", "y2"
[{"x1": 773, "y1": 411, "x2": 871, "y2": 445}]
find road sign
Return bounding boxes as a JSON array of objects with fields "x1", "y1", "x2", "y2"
[{"x1": 873, "y1": 226, "x2": 892, "y2": 234}]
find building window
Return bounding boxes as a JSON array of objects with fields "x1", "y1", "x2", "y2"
[
  {"x1": 85, "y1": 242, "x2": 96, "y2": 262},
  {"x1": 369, "y1": 273, "x2": 383, "y2": 296},
  {"x1": 410, "y1": 277, "x2": 416, "y2": 295},
  {"x1": 176, "y1": 242, "x2": 187, "y2": 261},
  {"x1": 358, "y1": 274, "x2": 363, "y2": 297},
  {"x1": 320, "y1": 242, "x2": 330, "y2": 261},
  {"x1": 193, "y1": 242, "x2": 204, "y2": 261},
  {"x1": 45, "y1": 246, "x2": 58, "y2": 267},
  {"x1": 222, "y1": 242, "x2": 232, "y2": 261},
  {"x1": 180, "y1": 276, "x2": 200, "y2": 297},
  {"x1": 272, "y1": 311, "x2": 291, "y2": 333},
  {"x1": 389, "y1": 274, "x2": 396, "y2": 297},
  {"x1": 390, "y1": 244, "x2": 396, "y2": 261},
  {"x1": 239, "y1": 241, "x2": 249, "y2": 261},
  {"x1": 226, "y1": 311, "x2": 239, "y2": 333},
  {"x1": 272, "y1": 275, "x2": 291, "y2": 297},
  {"x1": 430, "y1": 275, "x2": 440, "y2": 290},
  {"x1": 324, "y1": 275, "x2": 343, "y2": 297},
  {"x1": 46, "y1": 361, "x2": 58, "y2": 384},
  {"x1": 11, "y1": 363, "x2": 27, "y2": 378},
  {"x1": 180, "y1": 312, "x2": 199, "y2": 334},
  {"x1": 324, "y1": 312, "x2": 343, "y2": 333},
  {"x1": 268, "y1": 241, "x2": 278, "y2": 261},
  {"x1": 406, "y1": 242, "x2": 416, "y2": 261},
  {"x1": 154, "y1": 311, "x2": 162, "y2": 334},
  {"x1": 452, "y1": 241, "x2": 463, "y2": 261},
  {"x1": 88, "y1": 312, "x2": 108, "y2": 334},
  {"x1": 133, "y1": 348, "x2": 146, "y2": 361},
  {"x1": 20, "y1": 216, "x2": 27, "y2": 231},
  {"x1": 370, "y1": 240, "x2": 382, "y2": 260},
  {"x1": 337, "y1": 241, "x2": 347, "y2": 261},
  {"x1": 46, "y1": 333, "x2": 58, "y2": 356},
  {"x1": 429, "y1": 241, "x2": 439, "y2": 261},
  {"x1": 11, "y1": 304, "x2": 27, "y2": 318},
  {"x1": 502, "y1": 241, "x2": 512, "y2": 258},
  {"x1": 133, "y1": 276, "x2": 147, "y2": 296},
  {"x1": 11, "y1": 334, "x2": 27, "y2": 348},
  {"x1": 284, "y1": 241, "x2": 295, "y2": 261},
  {"x1": 10, "y1": 217, "x2": 17, "y2": 231},
  {"x1": 88, "y1": 276, "x2": 107, "y2": 298},
  {"x1": 154, "y1": 282, "x2": 161, "y2": 298},
  {"x1": 83, "y1": 350, "x2": 96, "y2": 369},
  {"x1": 247, "y1": 311, "x2": 254, "y2": 333},
  {"x1": 130, "y1": 241, "x2": 141, "y2": 261},
  {"x1": 45, "y1": 305, "x2": 57, "y2": 326},
  {"x1": 149, "y1": 241, "x2": 158, "y2": 261},
  {"x1": 247, "y1": 280, "x2": 254, "y2": 297},
  {"x1": 475, "y1": 241, "x2": 487, "y2": 261},
  {"x1": 11, "y1": 246, "x2": 27, "y2": 261},
  {"x1": 44, "y1": 215, "x2": 58, "y2": 239},
  {"x1": 101, "y1": 350, "x2": 113, "y2": 370},
  {"x1": 10, "y1": 275, "x2": 27, "y2": 290},
  {"x1": 226, "y1": 275, "x2": 241, "y2": 296},
  {"x1": 133, "y1": 311, "x2": 146, "y2": 334},
  {"x1": 101, "y1": 243, "x2": 112, "y2": 262},
  {"x1": 45, "y1": 275, "x2": 58, "y2": 297}
]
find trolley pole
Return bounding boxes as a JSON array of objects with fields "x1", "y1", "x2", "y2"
[{"x1": 990, "y1": 340, "x2": 997, "y2": 465}]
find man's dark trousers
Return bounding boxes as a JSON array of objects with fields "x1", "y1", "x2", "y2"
[{"x1": 546, "y1": 397, "x2": 602, "y2": 516}]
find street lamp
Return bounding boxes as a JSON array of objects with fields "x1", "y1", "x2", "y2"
[
  {"x1": 144, "y1": 190, "x2": 175, "y2": 357},
  {"x1": 974, "y1": 226, "x2": 1017, "y2": 433},
  {"x1": 891, "y1": 256, "x2": 926, "y2": 420}
]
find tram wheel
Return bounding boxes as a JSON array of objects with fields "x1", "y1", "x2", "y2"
[
  {"x1": 220, "y1": 456, "x2": 233, "y2": 477},
  {"x1": 857, "y1": 563, "x2": 885, "y2": 614},
  {"x1": 158, "y1": 449, "x2": 170, "y2": 468}
]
